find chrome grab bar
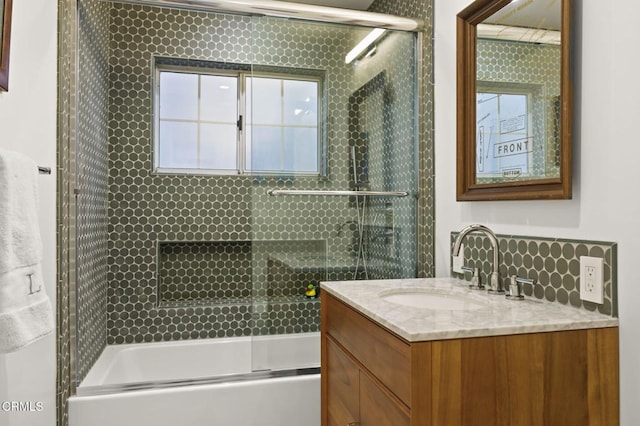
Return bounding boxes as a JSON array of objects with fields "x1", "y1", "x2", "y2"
[{"x1": 266, "y1": 189, "x2": 409, "y2": 198}]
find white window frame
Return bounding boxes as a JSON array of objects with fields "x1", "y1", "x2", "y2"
[{"x1": 153, "y1": 63, "x2": 324, "y2": 176}]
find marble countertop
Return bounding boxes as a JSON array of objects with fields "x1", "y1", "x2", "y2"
[{"x1": 320, "y1": 277, "x2": 619, "y2": 342}]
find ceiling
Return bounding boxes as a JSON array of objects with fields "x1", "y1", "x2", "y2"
[
  {"x1": 278, "y1": 0, "x2": 376, "y2": 11},
  {"x1": 485, "y1": 0, "x2": 561, "y2": 31}
]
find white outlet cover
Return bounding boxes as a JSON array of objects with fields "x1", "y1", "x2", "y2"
[{"x1": 579, "y1": 256, "x2": 604, "y2": 304}]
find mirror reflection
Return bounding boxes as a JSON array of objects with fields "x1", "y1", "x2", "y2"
[{"x1": 475, "y1": 0, "x2": 561, "y2": 183}]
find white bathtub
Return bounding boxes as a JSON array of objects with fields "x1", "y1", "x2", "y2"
[{"x1": 69, "y1": 333, "x2": 320, "y2": 426}]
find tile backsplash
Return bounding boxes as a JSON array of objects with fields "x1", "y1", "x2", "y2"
[{"x1": 451, "y1": 232, "x2": 617, "y2": 317}]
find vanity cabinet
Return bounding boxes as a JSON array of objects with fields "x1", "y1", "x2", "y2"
[
  {"x1": 325, "y1": 338, "x2": 410, "y2": 426},
  {"x1": 321, "y1": 292, "x2": 619, "y2": 426}
]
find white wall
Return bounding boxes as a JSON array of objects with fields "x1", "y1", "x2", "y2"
[
  {"x1": 435, "y1": 1, "x2": 640, "y2": 424},
  {"x1": 0, "y1": 0, "x2": 58, "y2": 425}
]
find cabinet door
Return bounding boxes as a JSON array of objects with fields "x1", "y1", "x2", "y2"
[
  {"x1": 325, "y1": 293, "x2": 412, "y2": 406},
  {"x1": 360, "y1": 372, "x2": 410, "y2": 426},
  {"x1": 326, "y1": 338, "x2": 359, "y2": 426}
]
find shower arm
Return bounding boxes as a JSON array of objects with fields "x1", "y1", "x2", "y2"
[{"x1": 98, "y1": 0, "x2": 424, "y2": 31}]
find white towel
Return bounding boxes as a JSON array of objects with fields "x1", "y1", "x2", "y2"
[{"x1": 0, "y1": 148, "x2": 53, "y2": 353}]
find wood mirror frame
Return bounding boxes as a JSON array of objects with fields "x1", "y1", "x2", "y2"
[
  {"x1": 456, "y1": 0, "x2": 572, "y2": 201},
  {"x1": 0, "y1": 0, "x2": 12, "y2": 92}
]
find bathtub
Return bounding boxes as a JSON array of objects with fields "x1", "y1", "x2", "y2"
[{"x1": 68, "y1": 333, "x2": 320, "y2": 426}]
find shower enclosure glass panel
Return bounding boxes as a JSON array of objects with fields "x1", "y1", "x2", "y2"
[
  {"x1": 75, "y1": 0, "x2": 418, "y2": 390},
  {"x1": 247, "y1": 17, "x2": 417, "y2": 372}
]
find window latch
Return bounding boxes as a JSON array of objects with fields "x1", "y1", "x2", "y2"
[{"x1": 237, "y1": 115, "x2": 243, "y2": 131}]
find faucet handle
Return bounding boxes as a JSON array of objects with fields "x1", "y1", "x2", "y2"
[
  {"x1": 461, "y1": 266, "x2": 484, "y2": 290},
  {"x1": 506, "y1": 275, "x2": 534, "y2": 300}
]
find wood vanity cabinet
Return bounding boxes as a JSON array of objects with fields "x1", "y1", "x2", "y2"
[{"x1": 321, "y1": 292, "x2": 619, "y2": 426}]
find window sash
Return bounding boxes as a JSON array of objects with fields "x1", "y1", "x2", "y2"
[{"x1": 153, "y1": 64, "x2": 323, "y2": 176}]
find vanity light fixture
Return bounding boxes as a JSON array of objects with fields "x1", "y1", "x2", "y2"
[{"x1": 345, "y1": 28, "x2": 386, "y2": 64}]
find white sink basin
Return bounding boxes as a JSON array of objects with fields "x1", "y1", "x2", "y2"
[{"x1": 379, "y1": 289, "x2": 489, "y2": 311}]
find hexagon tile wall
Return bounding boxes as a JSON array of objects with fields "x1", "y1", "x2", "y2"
[{"x1": 105, "y1": 4, "x2": 419, "y2": 346}]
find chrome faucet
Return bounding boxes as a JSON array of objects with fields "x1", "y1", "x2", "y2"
[{"x1": 451, "y1": 224, "x2": 504, "y2": 294}]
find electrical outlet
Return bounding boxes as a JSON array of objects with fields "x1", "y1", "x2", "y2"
[
  {"x1": 579, "y1": 256, "x2": 604, "y2": 304},
  {"x1": 452, "y1": 243, "x2": 464, "y2": 274}
]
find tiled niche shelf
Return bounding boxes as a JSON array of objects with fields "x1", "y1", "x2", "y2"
[
  {"x1": 158, "y1": 241, "x2": 254, "y2": 305},
  {"x1": 156, "y1": 239, "x2": 336, "y2": 305},
  {"x1": 156, "y1": 240, "x2": 325, "y2": 336}
]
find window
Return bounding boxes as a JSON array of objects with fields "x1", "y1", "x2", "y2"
[
  {"x1": 476, "y1": 91, "x2": 532, "y2": 178},
  {"x1": 154, "y1": 64, "x2": 323, "y2": 175}
]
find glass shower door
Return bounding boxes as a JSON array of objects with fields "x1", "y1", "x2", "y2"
[{"x1": 247, "y1": 15, "x2": 418, "y2": 374}]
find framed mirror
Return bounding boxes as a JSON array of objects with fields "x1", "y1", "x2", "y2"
[{"x1": 457, "y1": 0, "x2": 572, "y2": 200}]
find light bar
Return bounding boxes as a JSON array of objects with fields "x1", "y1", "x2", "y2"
[{"x1": 345, "y1": 28, "x2": 387, "y2": 64}]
